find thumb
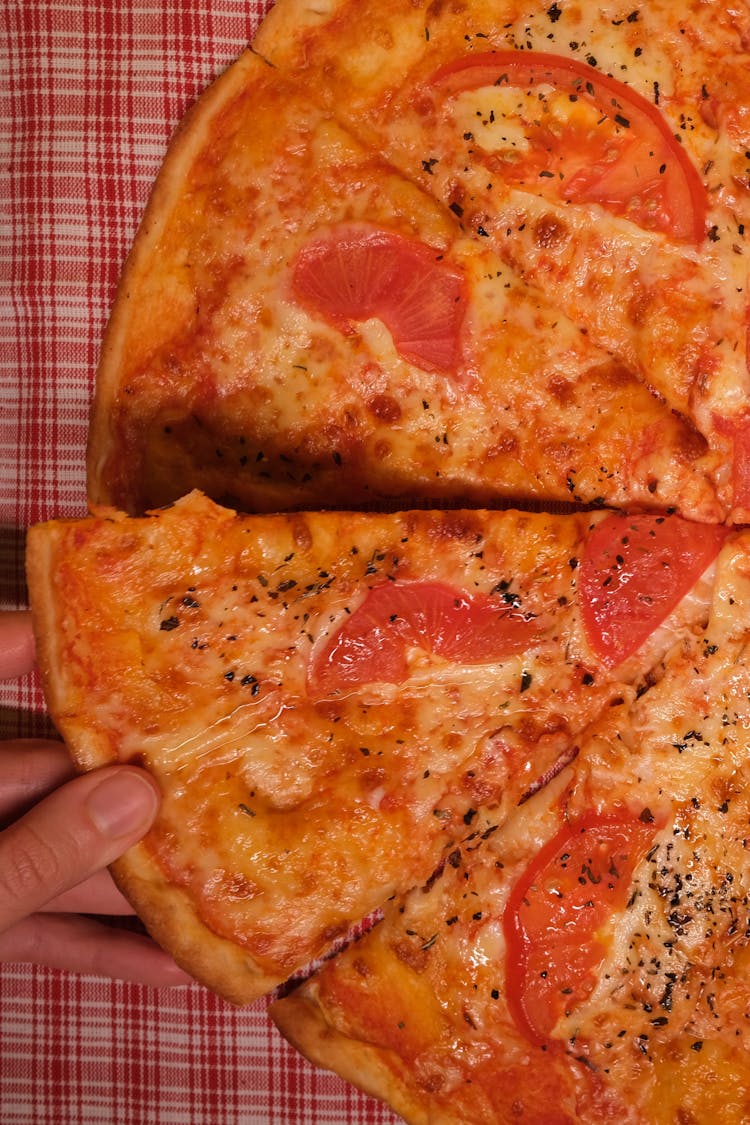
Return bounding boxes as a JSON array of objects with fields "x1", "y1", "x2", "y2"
[{"x1": 0, "y1": 765, "x2": 159, "y2": 934}]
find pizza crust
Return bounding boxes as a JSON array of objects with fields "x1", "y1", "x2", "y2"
[
  {"x1": 109, "y1": 846, "x2": 279, "y2": 1005},
  {"x1": 271, "y1": 985, "x2": 430, "y2": 1125},
  {"x1": 87, "y1": 47, "x2": 261, "y2": 506}
]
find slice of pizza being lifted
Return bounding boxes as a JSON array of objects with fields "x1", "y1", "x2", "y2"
[
  {"x1": 25, "y1": 491, "x2": 726, "y2": 1004},
  {"x1": 87, "y1": 15, "x2": 739, "y2": 522},
  {"x1": 270, "y1": 526, "x2": 750, "y2": 1124}
]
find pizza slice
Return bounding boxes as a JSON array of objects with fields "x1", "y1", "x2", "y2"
[
  {"x1": 25, "y1": 491, "x2": 725, "y2": 1004},
  {"x1": 255, "y1": 0, "x2": 750, "y2": 519},
  {"x1": 270, "y1": 526, "x2": 750, "y2": 1124},
  {"x1": 88, "y1": 17, "x2": 730, "y2": 522}
]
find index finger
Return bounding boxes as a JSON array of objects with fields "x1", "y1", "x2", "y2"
[{"x1": 0, "y1": 612, "x2": 35, "y2": 679}]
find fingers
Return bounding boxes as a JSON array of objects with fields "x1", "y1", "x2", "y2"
[
  {"x1": 43, "y1": 868, "x2": 135, "y2": 915},
  {"x1": 0, "y1": 765, "x2": 160, "y2": 933},
  {"x1": 0, "y1": 744, "x2": 137, "y2": 912},
  {"x1": 0, "y1": 739, "x2": 76, "y2": 823},
  {"x1": 0, "y1": 912, "x2": 192, "y2": 987},
  {"x1": 0, "y1": 611, "x2": 35, "y2": 678},
  {"x1": 0, "y1": 615, "x2": 186, "y2": 988}
]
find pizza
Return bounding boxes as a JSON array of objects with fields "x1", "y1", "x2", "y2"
[
  {"x1": 270, "y1": 529, "x2": 750, "y2": 1124},
  {"x1": 25, "y1": 0, "x2": 750, "y2": 1119},
  {"x1": 86, "y1": 0, "x2": 750, "y2": 523}
]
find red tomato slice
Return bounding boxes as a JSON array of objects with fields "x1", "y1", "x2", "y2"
[
  {"x1": 291, "y1": 225, "x2": 467, "y2": 374},
  {"x1": 503, "y1": 812, "x2": 658, "y2": 1045},
  {"x1": 308, "y1": 580, "x2": 540, "y2": 695},
  {"x1": 430, "y1": 51, "x2": 707, "y2": 242},
  {"x1": 580, "y1": 513, "x2": 728, "y2": 668}
]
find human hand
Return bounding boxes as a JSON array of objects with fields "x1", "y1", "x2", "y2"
[{"x1": 0, "y1": 610, "x2": 190, "y2": 986}]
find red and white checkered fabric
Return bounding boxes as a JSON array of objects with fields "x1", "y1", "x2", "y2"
[{"x1": 0, "y1": 4, "x2": 399, "y2": 1121}]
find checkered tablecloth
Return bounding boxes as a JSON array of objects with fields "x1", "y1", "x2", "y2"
[{"x1": 0, "y1": 4, "x2": 399, "y2": 1122}]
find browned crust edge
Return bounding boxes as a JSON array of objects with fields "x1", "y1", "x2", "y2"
[
  {"x1": 270, "y1": 985, "x2": 428, "y2": 1125},
  {"x1": 85, "y1": 46, "x2": 267, "y2": 507},
  {"x1": 25, "y1": 526, "x2": 67, "y2": 727},
  {"x1": 109, "y1": 847, "x2": 279, "y2": 1006}
]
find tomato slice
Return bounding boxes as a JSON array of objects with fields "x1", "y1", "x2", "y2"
[
  {"x1": 503, "y1": 811, "x2": 658, "y2": 1045},
  {"x1": 308, "y1": 580, "x2": 540, "y2": 694},
  {"x1": 430, "y1": 51, "x2": 707, "y2": 242},
  {"x1": 291, "y1": 225, "x2": 467, "y2": 374},
  {"x1": 580, "y1": 513, "x2": 728, "y2": 668}
]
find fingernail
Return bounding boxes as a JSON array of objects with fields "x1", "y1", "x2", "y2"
[{"x1": 86, "y1": 771, "x2": 159, "y2": 839}]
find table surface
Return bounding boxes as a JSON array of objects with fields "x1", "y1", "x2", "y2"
[{"x1": 0, "y1": 4, "x2": 400, "y2": 1121}]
